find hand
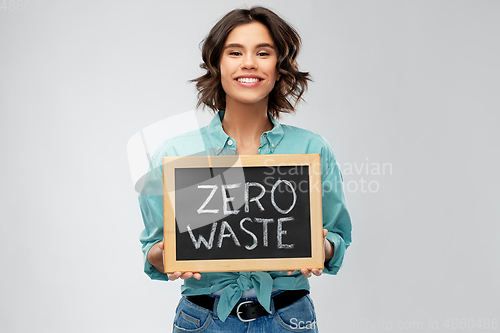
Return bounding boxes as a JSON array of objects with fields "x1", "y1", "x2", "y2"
[
  {"x1": 168, "y1": 271, "x2": 201, "y2": 281},
  {"x1": 147, "y1": 241, "x2": 201, "y2": 281},
  {"x1": 147, "y1": 241, "x2": 165, "y2": 273},
  {"x1": 280, "y1": 229, "x2": 334, "y2": 278}
]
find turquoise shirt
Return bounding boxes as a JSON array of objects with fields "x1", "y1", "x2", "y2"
[{"x1": 139, "y1": 111, "x2": 352, "y2": 321}]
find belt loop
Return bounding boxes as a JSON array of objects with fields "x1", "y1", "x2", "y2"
[
  {"x1": 212, "y1": 296, "x2": 220, "y2": 319},
  {"x1": 270, "y1": 289, "x2": 283, "y2": 314}
]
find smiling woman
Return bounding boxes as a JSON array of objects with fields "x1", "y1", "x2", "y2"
[
  {"x1": 220, "y1": 22, "x2": 280, "y2": 110},
  {"x1": 139, "y1": 6, "x2": 352, "y2": 332},
  {"x1": 190, "y1": 6, "x2": 310, "y2": 120}
]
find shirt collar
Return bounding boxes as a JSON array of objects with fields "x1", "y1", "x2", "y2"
[{"x1": 207, "y1": 110, "x2": 284, "y2": 155}]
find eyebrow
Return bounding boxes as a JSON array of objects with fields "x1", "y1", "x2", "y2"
[{"x1": 224, "y1": 43, "x2": 275, "y2": 50}]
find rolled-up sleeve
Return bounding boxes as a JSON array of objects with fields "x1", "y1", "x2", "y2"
[
  {"x1": 138, "y1": 159, "x2": 170, "y2": 281},
  {"x1": 321, "y1": 148, "x2": 352, "y2": 275}
]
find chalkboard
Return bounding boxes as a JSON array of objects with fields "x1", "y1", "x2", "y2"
[{"x1": 162, "y1": 154, "x2": 323, "y2": 273}]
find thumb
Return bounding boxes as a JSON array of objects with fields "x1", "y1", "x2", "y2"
[
  {"x1": 323, "y1": 229, "x2": 328, "y2": 238},
  {"x1": 158, "y1": 241, "x2": 164, "y2": 250}
]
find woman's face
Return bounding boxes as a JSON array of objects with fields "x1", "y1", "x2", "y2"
[{"x1": 220, "y1": 22, "x2": 279, "y2": 109}]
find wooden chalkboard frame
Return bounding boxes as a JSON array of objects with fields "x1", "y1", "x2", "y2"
[{"x1": 162, "y1": 154, "x2": 324, "y2": 273}]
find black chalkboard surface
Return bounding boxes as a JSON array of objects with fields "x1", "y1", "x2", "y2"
[{"x1": 162, "y1": 154, "x2": 323, "y2": 273}]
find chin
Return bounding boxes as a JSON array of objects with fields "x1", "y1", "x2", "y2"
[{"x1": 230, "y1": 94, "x2": 268, "y2": 105}]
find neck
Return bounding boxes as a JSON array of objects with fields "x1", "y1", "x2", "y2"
[{"x1": 221, "y1": 99, "x2": 273, "y2": 147}]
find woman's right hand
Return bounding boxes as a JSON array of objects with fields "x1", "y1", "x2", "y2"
[{"x1": 147, "y1": 241, "x2": 201, "y2": 280}]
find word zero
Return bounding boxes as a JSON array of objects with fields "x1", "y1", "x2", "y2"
[{"x1": 196, "y1": 180, "x2": 297, "y2": 215}]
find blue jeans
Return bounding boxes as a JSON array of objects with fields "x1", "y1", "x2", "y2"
[{"x1": 172, "y1": 293, "x2": 319, "y2": 332}]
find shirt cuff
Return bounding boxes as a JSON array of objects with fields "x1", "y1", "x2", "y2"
[
  {"x1": 323, "y1": 232, "x2": 346, "y2": 275},
  {"x1": 143, "y1": 242, "x2": 170, "y2": 281}
]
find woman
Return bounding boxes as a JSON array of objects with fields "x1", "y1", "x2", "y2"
[{"x1": 139, "y1": 6, "x2": 352, "y2": 332}]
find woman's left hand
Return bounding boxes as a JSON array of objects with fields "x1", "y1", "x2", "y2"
[{"x1": 280, "y1": 229, "x2": 334, "y2": 278}]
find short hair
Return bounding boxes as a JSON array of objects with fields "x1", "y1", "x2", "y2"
[{"x1": 190, "y1": 6, "x2": 311, "y2": 119}]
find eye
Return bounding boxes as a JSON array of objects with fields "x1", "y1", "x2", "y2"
[
  {"x1": 229, "y1": 51, "x2": 242, "y2": 56},
  {"x1": 258, "y1": 52, "x2": 270, "y2": 56}
]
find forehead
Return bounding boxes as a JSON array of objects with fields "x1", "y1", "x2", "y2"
[{"x1": 224, "y1": 22, "x2": 274, "y2": 46}]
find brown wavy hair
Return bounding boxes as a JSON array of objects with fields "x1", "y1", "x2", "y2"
[{"x1": 190, "y1": 6, "x2": 311, "y2": 119}]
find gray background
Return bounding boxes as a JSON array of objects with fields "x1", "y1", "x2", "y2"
[{"x1": 1, "y1": 0, "x2": 499, "y2": 332}]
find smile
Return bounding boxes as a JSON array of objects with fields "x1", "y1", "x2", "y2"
[{"x1": 236, "y1": 77, "x2": 263, "y2": 83}]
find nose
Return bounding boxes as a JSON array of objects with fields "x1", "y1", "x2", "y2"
[{"x1": 240, "y1": 54, "x2": 257, "y2": 70}]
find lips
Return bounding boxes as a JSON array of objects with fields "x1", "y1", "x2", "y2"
[
  {"x1": 235, "y1": 75, "x2": 263, "y2": 82},
  {"x1": 234, "y1": 75, "x2": 264, "y2": 87},
  {"x1": 236, "y1": 77, "x2": 262, "y2": 83}
]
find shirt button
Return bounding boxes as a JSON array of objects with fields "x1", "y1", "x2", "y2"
[
  {"x1": 272, "y1": 143, "x2": 275, "y2": 147},
  {"x1": 228, "y1": 140, "x2": 233, "y2": 145}
]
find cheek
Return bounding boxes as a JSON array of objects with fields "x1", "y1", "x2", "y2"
[
  {"x1": 219, "y1": 70, "x2": 233, "y2": 95},
  {"x1": 267, "y1": 66, "x2": 279, "y2": 85},
  {"x1": 219, "y1": 59, "x2": 228, "y2": 78},
  {"x1": 265, "y1": 63, "x2": 279, "y2": 81},
  {"x1": 220, "y1": 62, "x2": 234, "y2": 84},
  {"x1": 219, "y1": 69, "x2": 229, "y2": 91},
  {"x1": 219, "y1": 67, "x2": 227, "y2": 80}
]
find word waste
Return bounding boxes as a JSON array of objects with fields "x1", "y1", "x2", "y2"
[{"x1": 187, "y1": 179, "x2": 298, "y2": 251}]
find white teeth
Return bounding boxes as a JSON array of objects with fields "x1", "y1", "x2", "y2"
[{"x1": 237, "y1": 77, "x2": 261, "y2": 83}]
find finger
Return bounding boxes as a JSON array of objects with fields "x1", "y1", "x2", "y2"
[
  {"x1": 168, "y1": 271, "x2": 181, "y2": 281},
  {"x1": 286, "y1": 270, "x2": 296, "y2": 275},
  {"x1": 279, "y1": 271, "x2": 284, "y2": 273},
  {"x1": 323, "y1": 229, "x2": 328, "y2": 238},
  {"x1": 311, "y1": 268, "x2": 323, "y2": 276},
  {"x1": 193, "y1": 273, "x2": 201, "y2": 280},
  {"x1": 301, "y1": 268, "x2": 312, "y2": 278},
  {"x1": 158, "y1": 241, "x2": 164, "y2": 250},
  {"x1": 181, "y1": 272, "x2": 193, "y2": 279}
]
